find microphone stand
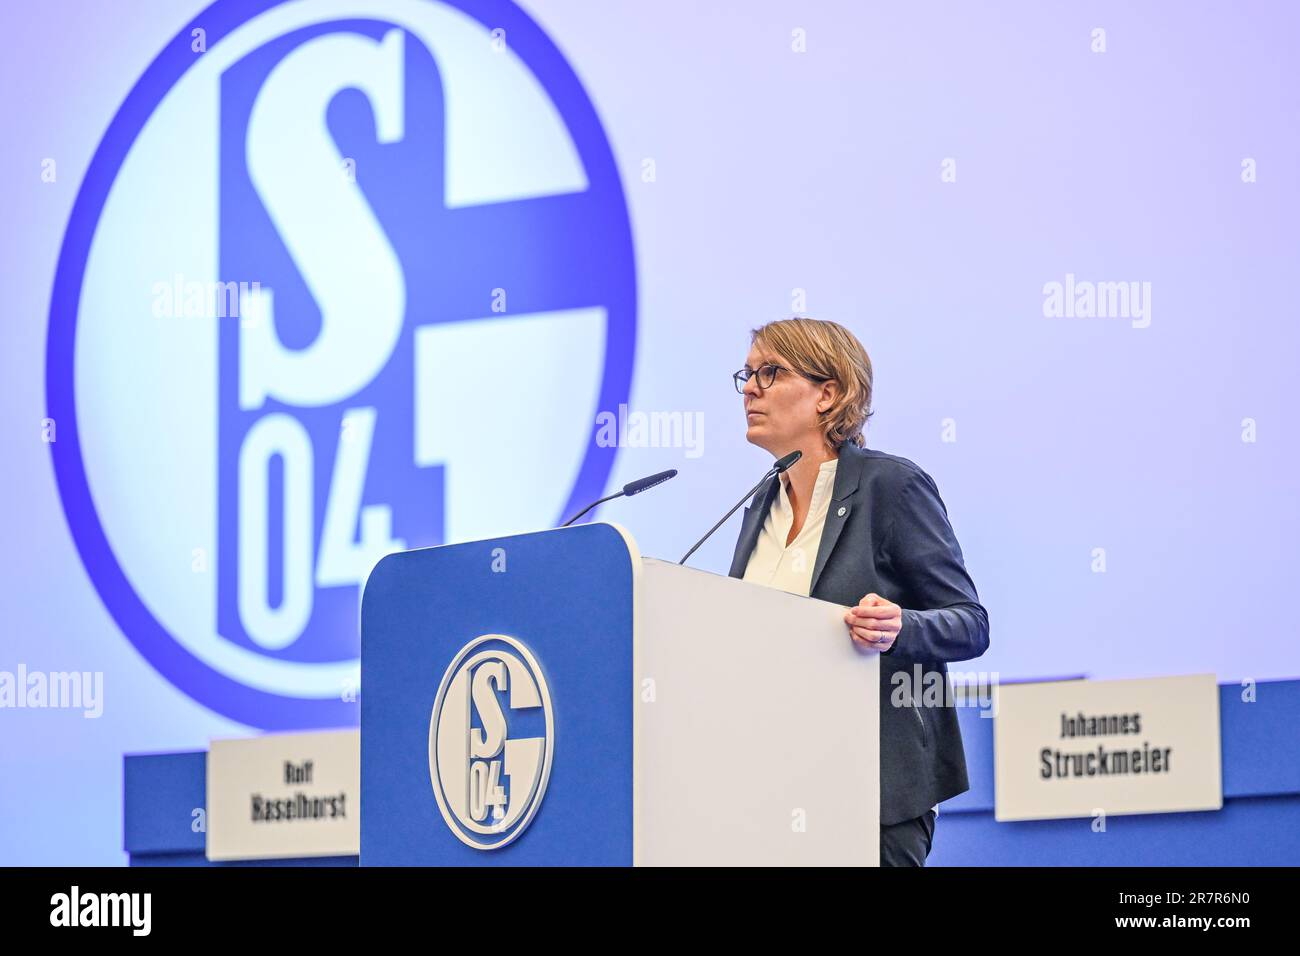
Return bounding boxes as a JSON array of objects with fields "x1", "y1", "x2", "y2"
[{"x1": 678, "y1": 468, "x2": 778, "y2": 565}]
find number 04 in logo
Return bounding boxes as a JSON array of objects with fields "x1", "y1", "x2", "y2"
[{"x1": 428, "y1": 635, "x2": 554, "y2": 849}]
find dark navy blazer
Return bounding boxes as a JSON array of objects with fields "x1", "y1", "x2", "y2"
[{"x1": 728, "y1": 440, "x2": 990, "y2": 825}]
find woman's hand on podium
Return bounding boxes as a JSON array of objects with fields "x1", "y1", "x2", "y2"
[{"x1": 844, "y1": 593, "x2": 902, "y2": 653}]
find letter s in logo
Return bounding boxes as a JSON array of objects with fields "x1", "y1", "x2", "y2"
[{"x1": 429, "y1": 635, "x2": 554, "y2": 848}]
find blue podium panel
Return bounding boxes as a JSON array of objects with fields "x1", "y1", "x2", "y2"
[{"x1": 360, "y1": 523, "x2": 635, "y2": 865}]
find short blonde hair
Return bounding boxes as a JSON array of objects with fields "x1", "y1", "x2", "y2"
[{"x1": 749, "y1": 317, "x2": 873, "y2": 448}]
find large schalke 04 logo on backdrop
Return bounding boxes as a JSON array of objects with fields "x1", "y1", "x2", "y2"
[
  {"x1": 428, "y1": 635, "x2": 553, "y2": 849},
  {"x1": 46, "y1": 0, "x2": 635, "y2": 728}
]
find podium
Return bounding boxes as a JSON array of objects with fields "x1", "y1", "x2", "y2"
[{"x1": 360, "y1": 522, "x2": 879, "y2": 865}]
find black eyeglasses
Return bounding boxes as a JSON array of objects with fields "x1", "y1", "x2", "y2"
[{"x1": 733, "y1": 363, "x2": 828, "y2": 394}]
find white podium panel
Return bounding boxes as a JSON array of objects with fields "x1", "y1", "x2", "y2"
[{"x1": 634, "y1": 557, "x2": 880, "y2": 866}]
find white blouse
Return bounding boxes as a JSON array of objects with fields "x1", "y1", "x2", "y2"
[{"x1": 741, "y1": 458, "x2": 839, "y2": 597}]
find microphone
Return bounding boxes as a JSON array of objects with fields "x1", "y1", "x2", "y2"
[
  {"x1": 678, "y1": 451, "x2": 802, "y2": 565},
  {"x1": 560, "y1": 469, "x2": 679, "y2": 527}
]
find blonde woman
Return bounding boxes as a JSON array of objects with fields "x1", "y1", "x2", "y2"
[{"x1": 731, "y1": 317, "x2": 989, "y2": 866}]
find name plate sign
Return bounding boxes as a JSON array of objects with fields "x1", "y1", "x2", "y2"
[
  {"x1": 207, "y1": 729, "x2": 359, "y2": 861},
  {"x1": 994, "y1": 674, "x2": 1221, "y2": 822}
]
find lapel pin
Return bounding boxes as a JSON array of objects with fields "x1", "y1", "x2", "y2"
[{"x1": 837, "y1": 506, "x2": 847, "y2": 517}]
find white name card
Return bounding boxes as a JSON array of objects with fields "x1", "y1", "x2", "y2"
[
  {"x1": 206, "y1": 729, "x2": 359, "y2": 861},
  {"x1": 994, "y1": 674, "x2": 1221, "y2": 822}
]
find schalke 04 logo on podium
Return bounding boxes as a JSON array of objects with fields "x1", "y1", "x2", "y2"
[
  {"x1": 45, "y1": 0, "x2": 636, "y2": 728},
  {"x1": 428, "y1": 635, "x2": 554, "y2": 849}
]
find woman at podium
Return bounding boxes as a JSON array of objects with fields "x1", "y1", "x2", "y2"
[{"x1": 730, "y1": 317, "x2": 990, "y2": 867}]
